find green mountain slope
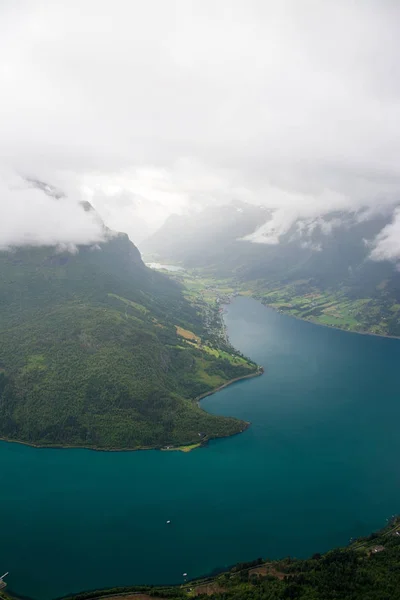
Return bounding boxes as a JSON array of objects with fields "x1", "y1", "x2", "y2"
[
  {"x1": 142, "y1": 204, "x2": 400, "y2": 336},
  {"x1": 0, "y1": 232, "x2": 257, "y2": 449}
]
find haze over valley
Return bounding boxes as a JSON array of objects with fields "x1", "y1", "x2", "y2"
[
  {"x1": 2, "y1": 2, "x2": 400, "y2": 600},
  {"x1": 143, "y1": 201, "x2": 400, "y2": 336}
]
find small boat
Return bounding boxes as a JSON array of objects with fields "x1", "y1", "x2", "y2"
[
  {"x1": 183, "y1": 572, "x2": 187, "y2": 577},
  {"x1": 166, "y1": 520, "x2": 171, "y2": 524}
]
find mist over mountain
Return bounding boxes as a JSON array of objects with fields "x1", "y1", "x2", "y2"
[
  {"x1": 0, "y1": 173, "x2": 107, "y2": 251},
  {"x1": 4, "y1": 2, "x2": 400, "y2": 260},
  {"x1": 4, "y1": 3, "x2": 400, "y2": 597},
  {"x1": 0, "y1": 191, "x2": 256, "y2": 449},
  {"x1": 142, "y1": 201, "x2": 400, "y2": 335},
  {"x1": 142, "y1": 202, "x2": 395, "y2": 277},
  {"x1": 141, "y1": 201, "x2": 271, "y2": 266}
]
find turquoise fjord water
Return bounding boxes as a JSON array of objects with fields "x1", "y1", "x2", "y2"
[{"x1": 2, "y1": 296, "x2": 400, "y2": 600}]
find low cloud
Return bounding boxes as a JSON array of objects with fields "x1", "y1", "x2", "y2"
[
  {"x1": 0, "y1": 173, "x2": 106, "y2": 250},
  {"x1": 79, "y1": 160, "x2": 252, "y2": 243},
  {"x1": 2, "y1": 1, "x2": 400, "y2": 258},
  {"x1": 370, "y1": 209, "x2": 400, "y2": 263}
]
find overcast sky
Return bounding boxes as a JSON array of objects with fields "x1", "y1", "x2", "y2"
[{"x1": 2, "y1": 0, "x2": 400, "y2": 258}]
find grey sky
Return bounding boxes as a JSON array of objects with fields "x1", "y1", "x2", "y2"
[{"x1": 1, "y1": 1, "x2": 400, "y2": 257}]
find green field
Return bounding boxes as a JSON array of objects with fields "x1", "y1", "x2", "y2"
[
  {"x1": 251, "y1": 283, "x2": 396, "y2": 335},
  {"x1": 168, "y1": 267, "x2": 400, "y2": 338}
]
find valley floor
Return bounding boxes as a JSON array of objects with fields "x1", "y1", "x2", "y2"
[{"x1": 163, "y1": 266, "x2": 400, "y2": 339}]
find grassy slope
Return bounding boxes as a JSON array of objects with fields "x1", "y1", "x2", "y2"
[{"x1": 0, "y1": 238, "x2": 258, "y2": 449}]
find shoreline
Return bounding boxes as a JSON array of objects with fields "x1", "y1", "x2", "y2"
[
  {"x1": 145, "y1": 266, "x2": 400, "y2": 341},
  {"x1": 220, "y1": 287, "x2": 400, "y2": 341},
  {"x1": 163, "y1": 367, "x2": 264, "y2": 452},
  {"x1": 16, "y1": 516, "x2": 397, "y2": 600},
  {"x1": 0, "y1": 368, "x2": 263, "y2": 454},
  {"x1": 195, "y1": 366, "x2": 264, "y2": 406},
  {"x1": 247, "y1": 294, "x2": 400, "y2": 341}
]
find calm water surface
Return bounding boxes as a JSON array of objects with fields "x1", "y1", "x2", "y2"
[{"x1": 2, "y1": 296, "x2": 400, "y2": 599}]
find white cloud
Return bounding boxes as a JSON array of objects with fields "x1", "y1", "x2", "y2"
[
  {"x1": 1, "y1": 1, "x2": 400, "y2": 255},
  {"x1": 300, "y1": 241, "x2": 322, "y2": 252},
  {"x1": 78, "y1": 160, "x2": 253, "y2": 242},
  {"x1": 242, "y1": 189, "x2": 351, "y2": 244},
  {"x1": 370, "y1": 208, "x2": 400, "y2": 262},
  {"x1": 0, "y1": 173, "x2": 105, "y2": 250}
]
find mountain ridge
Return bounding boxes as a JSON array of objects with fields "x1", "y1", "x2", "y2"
[
  {"x1": 0, "y1": 194, "x2": 258, "y2": 449},
  {"x1": 142, "y1": 202, "x2": 400, "y2": 336}
]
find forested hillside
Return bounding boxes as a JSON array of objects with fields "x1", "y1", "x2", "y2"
[{"x1": 0, "y1": 229, "x2": 257, "y2": 449}]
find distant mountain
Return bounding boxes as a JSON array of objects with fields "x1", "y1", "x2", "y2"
[
  {"x1": 0, "y1": 194, "x2": 257, "y2": 449},
  {"x1": 141, "y1": 201, "x2": 271, "y2": 267},
  {"x1": 142, "y1": 203, "x2": 400, "y2": 335}
]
